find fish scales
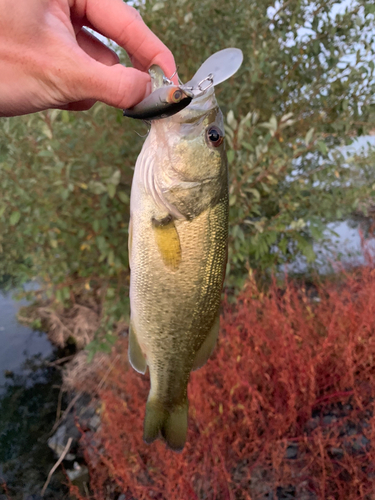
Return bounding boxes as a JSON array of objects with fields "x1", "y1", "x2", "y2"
[{"x1": 128, "y1": 82, "x2": 228, "y2": 451}]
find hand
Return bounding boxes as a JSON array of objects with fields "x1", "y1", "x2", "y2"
[{"x1": 0, "y1": 0, "x2": 177, "y2": 117}]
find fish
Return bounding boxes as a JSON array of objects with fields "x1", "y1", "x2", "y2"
[{"x1": 127, "y1": 65, "x2": 229, "y2": 452}]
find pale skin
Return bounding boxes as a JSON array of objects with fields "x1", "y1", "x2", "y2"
[{"x1": 0, "y1": 0, "x2": 178, "y2": 117}]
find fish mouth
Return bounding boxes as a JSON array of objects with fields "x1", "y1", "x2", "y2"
[
  {"x1": 186, "y1": 87, "x2": 216, "y2": 112},
  {"x1": 175, "y1": 88, "x2": 218, "y2": 124}
]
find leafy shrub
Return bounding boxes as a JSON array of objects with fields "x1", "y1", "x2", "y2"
[
  {"x1": 141, "y1": 0, "x2": 375, "y2": 285},
  {"x1": 75, "y1": 260, "x2": 375, "y2": 499},
  {"x1": 1, "y1": 0, "x2": 375, "y2": 321},
  {"x1": 0, "y1": 107, "x2": 142, "y2": 338}
]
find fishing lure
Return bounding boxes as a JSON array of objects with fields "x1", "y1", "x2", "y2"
[{"x1": 123, "y1": 48, "x2": 243, "y2": 121}]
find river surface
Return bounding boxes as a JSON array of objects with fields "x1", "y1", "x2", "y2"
[
  {"x1": 0, "y1": 291, "x2": 69, "y2": 499},
  {"x1": 0, "y1": 292, "x2": 53, "y2": 388},
  {"x1": 285, "y1": 220, "x2": 375, "y2": 274}
]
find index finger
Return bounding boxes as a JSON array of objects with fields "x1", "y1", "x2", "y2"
[{"x1": 74, "y1": 0, "x2": 178, "y2": 82}]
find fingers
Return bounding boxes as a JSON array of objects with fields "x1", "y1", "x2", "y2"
[
  {"x1": 40, "y1": 15, "x2": 152, "y2": 111},
  {"x1": 77, "y1": 60, "x2": 152, "y2": 109},
  {"x1": 76, "y1": 28, "x2": 119, "y2": 66},
  {"x1": 59, "y1": 98, "x2": 97, "y2": 111},
  {"x1": 74, "y1": 0, "x2": 178, "y2": 83}
]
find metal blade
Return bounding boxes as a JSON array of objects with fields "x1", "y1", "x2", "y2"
[{"x1": 184, "y1": 48, "x2": 243, "y2": 90}]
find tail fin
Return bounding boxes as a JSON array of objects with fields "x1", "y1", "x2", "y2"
[{"x1": 143, "y1": 398, "x2": 188, "y2": 452}]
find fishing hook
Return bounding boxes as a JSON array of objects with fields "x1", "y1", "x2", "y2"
[
  {"x1": 163, "y1": 67, "x2": 179, "y2": 86},
  {"x1": 134, "y1": 121, "x2": 151, "y2": 138}
]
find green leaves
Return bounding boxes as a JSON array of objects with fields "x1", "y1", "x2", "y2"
[
  {"x1": 107, "y1": 184, "x2": 116, "y2": 199},
  {"x1": 227, "y1": 150, "x2": 235, "y2": 164},
  {"x1": 117, "y1": 192, "x2": 129, "y2": 204},
  {"x1": 0, "y1": 0, "x2": 375, "y2": 338},
  {"x1": 86, "y1": 330, "x2": 118, "y2": 363},
  {"x1": 317, "y1": 141, "x2": 328, "y2": 156},
  {"x1": 88, "y1": 181, "x2": 107, "y2": 195},
  {"x1": 9, "y1": 211, "x2": 21, "y2": 226},
  {"x1": 0, "y1": 104, "x2": 136, "y2": 300},
  {"x1": 259, "y1": 115, "x2": 278, "y2": 136},
  {"x1": 305, "y1": 128, "x2": 314, "y2": 146},
  {"x1": 106, "y1": 169, "x2": 121, "y2": 199},
  {"x1": 224, "y1": 90, "x2": 375, "y2": 280}
]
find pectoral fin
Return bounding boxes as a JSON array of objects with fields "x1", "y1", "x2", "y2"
[
  {"x1": 128, "y1": 321, "x2": 147, "y2": 374},
  {"x1": 192, "y1": 314, "x2": 220, "y2": 371},
  {"x1": 152, "y1": 216, "x2": 181, "y2": 271}
]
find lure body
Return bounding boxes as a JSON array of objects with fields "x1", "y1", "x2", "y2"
[{"x1": 123, "y1": 83, "x2": 192, "y2": 120}]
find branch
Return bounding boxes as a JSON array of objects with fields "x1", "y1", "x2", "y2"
[
  {"x1": 266, "y1": 0, "x2": 294, "y2": 29},
  {"x1": 41, "y1": 437, "x2": 73, "y2": 497},
  {"x1": 50, "y1": 392, "x2": 81, "y2": 435}
]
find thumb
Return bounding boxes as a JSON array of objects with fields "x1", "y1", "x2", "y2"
[{"x1": 77, "y1": 60, "x2": 152, "y2": 110}]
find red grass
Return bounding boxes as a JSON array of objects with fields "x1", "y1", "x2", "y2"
[{"x1": 79, "y1": 264, "x2": 375, "y2": 500}]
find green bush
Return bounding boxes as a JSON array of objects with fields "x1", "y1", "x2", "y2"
[{"x1": 0, "y1": 0, "x2": 374, "y2": 314}]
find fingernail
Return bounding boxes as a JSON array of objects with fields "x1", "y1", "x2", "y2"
[{"x1": 144, "y1": 80, "x2": 152, "y2": 98}]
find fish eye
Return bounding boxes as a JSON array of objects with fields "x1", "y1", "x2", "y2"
[
  {"x1": 170, "y1": 89, "x2": 184, "y2": 103},
  {"x1": 206, "y1": 126, "x2": 224, "y2": 147}
]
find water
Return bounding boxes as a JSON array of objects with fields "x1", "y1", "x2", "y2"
[
  {"x1": 285, "y1": 134, "x2": 375, "y2": 275},
  {"x1": 285, "y1": 220, "x2": 375, "y2": 275},
  {"x1": 0, "y1": 291, "x2": 70, "y2": 499},
  {"x1": 0, "y1": 291, "x2": 53, "y2": 388}
]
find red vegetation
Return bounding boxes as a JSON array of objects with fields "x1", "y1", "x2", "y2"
[
  {"x1": 0, "y1": 481, "x2": 11, "y2": 500},
  {"x1": 79, "y1": 265, "x2": 375, "y2": 500}
]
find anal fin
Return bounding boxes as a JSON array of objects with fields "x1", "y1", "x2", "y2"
[
  {"x1": 128, "y1": 320, "x2": 147, "y2": 374},
  {"x1": 192, "y1": 314, "x2": 220, "y2": 371}
]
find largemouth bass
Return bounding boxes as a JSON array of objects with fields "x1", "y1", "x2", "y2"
[{"x1": 128, "y1": 66, "x2": 229, "y2": 451}]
